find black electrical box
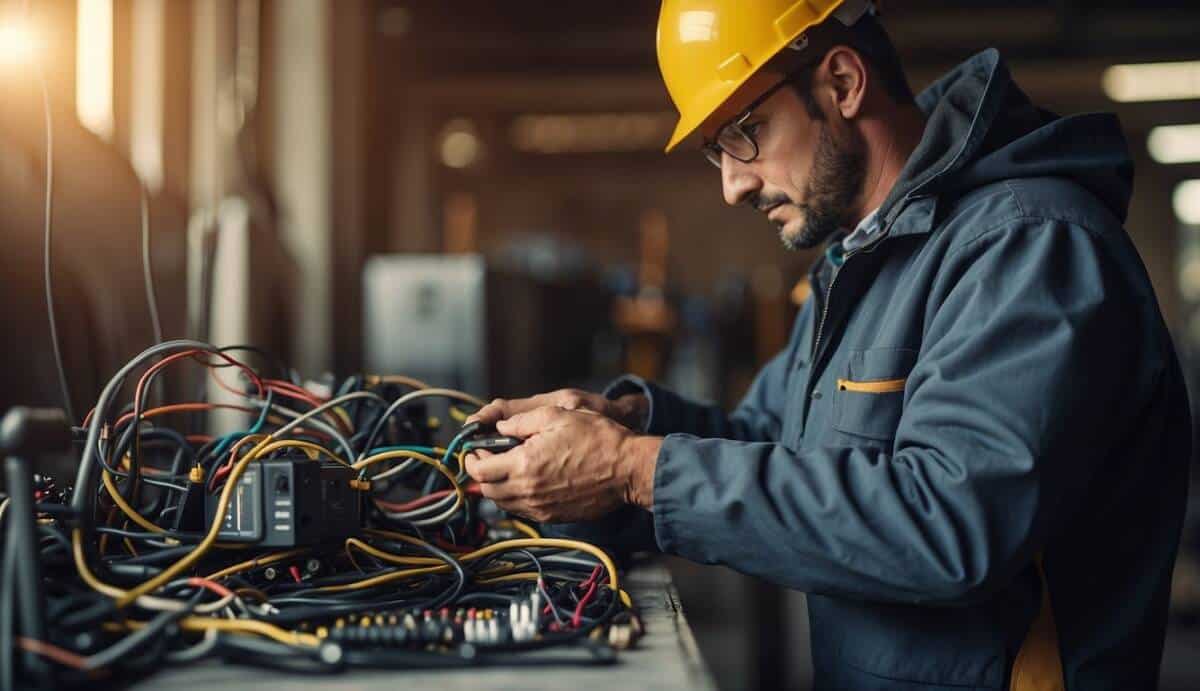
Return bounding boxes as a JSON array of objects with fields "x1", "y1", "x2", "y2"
[{"x1": 205, "y1": 459, "x2": 361, "y2": 546}]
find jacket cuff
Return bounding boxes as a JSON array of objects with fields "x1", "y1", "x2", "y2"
[
  {"x1": 602, "y1": 374, "x2": 685, "y2": 436},
  {"x1": 649, "y1": 433, "x2": 735, "y2": 560},
  {"x1": 651, "y1": 433, "x2": 687, "y2": 555}
]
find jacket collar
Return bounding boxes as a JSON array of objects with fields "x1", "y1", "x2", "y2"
[{"x1": 880, "y1": 49, "x2": 1010, "y2": 238}]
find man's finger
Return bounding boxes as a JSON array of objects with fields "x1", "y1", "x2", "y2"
[
  {"x1": 467, "y1": 445, "x2": 527, "y2": 482},
  {"x1": 466, "y1": 399, "x2": 509, "y2": 426},
  {"x1": 466, "y1": 392, "x2": 560, "y2": 426},
  {"x1": 477, "y1": 479, "x2": 525, "y2": 504},
  {"x1": 463, "y1": 449, "x2": 510, "y2": 483},
  {"x1": 496, "y1": 405, "x2": 564, "y2": 438}
]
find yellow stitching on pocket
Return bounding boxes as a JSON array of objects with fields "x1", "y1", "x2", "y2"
[{"x1": 837, "y1": 377, "x2": 906, "y2": 394}]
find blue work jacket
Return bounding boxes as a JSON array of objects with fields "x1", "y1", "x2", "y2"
[{"x1": 558, "y1": 49, "x2": 1192, "y2": 690}]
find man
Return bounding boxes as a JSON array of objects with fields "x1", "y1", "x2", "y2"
[{"x1": 465, "y1": 1, "x2": 1191, "y2": 688}]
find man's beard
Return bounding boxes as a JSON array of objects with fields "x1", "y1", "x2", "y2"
[{"x1": 772, "y1": 122, "x2": 867, "y2": 251}]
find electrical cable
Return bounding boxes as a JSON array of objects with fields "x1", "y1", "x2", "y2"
[
  {"x1": 360, "y1": 389, "x2": 487, "y2": 459},
  {"x1": 81, "y1": 591, "x2": 202, "y2": 670},
  {"x1": 1, "y1": 537, "x2": 16, "y2": 691},
  {"x1": 165, "y1": 628, "x2": 218, "y2": 663},
  {"x1": 140, "y1": 182, "x2": 163, "y2": 345},
  {"x1": 44, "y1": 340, "x2": 638, "y2": 683},
  {"x1": 37, "y1": 56, "x2": 74, "y2": 423}
]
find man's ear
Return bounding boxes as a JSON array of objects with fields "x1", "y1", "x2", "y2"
[{"x1": 821, "y1": 45, "x2": 868, "y2": 120}]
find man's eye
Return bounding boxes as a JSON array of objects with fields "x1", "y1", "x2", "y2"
[{"x1": 743, "y1": 121, "x2": 764, "y2": 137}]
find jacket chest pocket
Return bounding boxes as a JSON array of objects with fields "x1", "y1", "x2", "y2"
[{"x1": 833, "y1": 347, "x2": 917, "y2": 442}]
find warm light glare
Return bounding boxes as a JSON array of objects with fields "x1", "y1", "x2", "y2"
[
  {"x1": 1176, "y1": 180, "x2": 1200, "y2": 226},
  {"x1": 439, "y1": 119, "x2": 482, "y2": 169},
  {"x1": 0, "y1": 21, "x2": 37, "y2": 66},
  {"x1": 76, "y1": 0, "x2": 114, "y2": 140},
  {"x1": 1148, "y1": 124, "x2": 1200, "y2": 165},
  {"x1": 1102, "y1": 61, "x2": 1200, "y2": 103}
]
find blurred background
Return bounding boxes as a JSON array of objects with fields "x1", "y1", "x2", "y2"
[{"x1": 2, "y1": 1, "x2": 1200, "y2": 688}]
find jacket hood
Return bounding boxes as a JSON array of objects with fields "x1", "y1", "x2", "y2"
[{"x1": 881, "y1": 49, "x2": 1134, "y2": 226}]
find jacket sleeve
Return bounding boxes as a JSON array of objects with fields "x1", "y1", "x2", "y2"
[
  {"x1": 651, "y1": 220, "x2": 1155, "y2": 604},
  {"x1": 604, "y1": 301, "x2": 811, "y2": 441},
  {"x1": 544, "y1": 299, "x2": 811, "y2": 553}
]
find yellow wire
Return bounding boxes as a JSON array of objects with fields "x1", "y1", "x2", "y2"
[
  {"x1": 75, "y1": 404, "x2": 374, "y2": 607},
  {"x1": 204, "y1": 548, "x2": 312, "y2": 581},
  {"x1": 100, "y1": 470, "x2": 169, "y2": 536},
  {"x1": 180, "y1": 617, "x2": 320, "y2": 647},
  {"x1": 472, "y1": 572, "x2": 633, "y2": 608},
  {"x1": 463, "y1": 539, "x2": 619, "y2": 590},
  {"x1": 99, "y1": 438, "x2": 344, "y2": 541},
  {"x1": 364, "y1": 374, "x2": 430, "y2": 390},
  {"x1": 120, "y1": 616, "x2": 319, "y2": 648},
  {"x1": 313, "y1": 535, "x2": 620, "y2": 594},
  {"x1": 329, "y1": 406, "x2": 354, "y2": 433},
  {"x1": 352, "y1": 448, "x2": 437, "y2": 472},
  {"x1": 344, "y1": 538, "x2": 443, "y2": 567},
  {"x1": 74, "y1": 433, "x2": 278, "y2": 607},
  {"x1": 495, "y1": 519, "x2": 541, "y2": 539},
  {"x1": 475, "y1": 572, "x2": 540, "y2": 586},
  {"x1": 254, "y1": 439, "x2": 350, "y2": 468},
  {"x1": 354, "y1": 450, "x2": 463, "y2": 519},
  {"x1": 72, "y1": 530, "x2": 125, "y2": 598}
]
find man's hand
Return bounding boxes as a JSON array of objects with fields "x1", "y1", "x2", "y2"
[
  {"x1": 468, "y1": 389, "x2": 647, "y2": 432},
  {"x1": 463, "y1": 406, "x2": 660, "y2": 524}
]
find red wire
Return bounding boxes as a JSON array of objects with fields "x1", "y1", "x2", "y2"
[
  {"x1": 266, "y1": 384, "x2": 325, "y2": 411},
  {"x1": 289, "y1": 565, "x2": 303, "y2": 584},
  {"x1": 372, "y1": 484, "x2": 481, "y2": 514},
  {"x1": 264, "y1": 378, "x2": 327, "y2": 401},
  {"x1": 579, "y1": 565, "x2": 602, "y2": 592},
  {"x1": 572, "y1": 576, "x2": 599, "y2": 628},
  {"x1": 112, "y1": 403, "x2": 257, "y2": 431},
  {"x1": 17, "y1": 637, "x2": 88, "y2": 671},
  {"x1": 373, "y1": 490, "x2": 453, "y2": 513},
  {"x1": 187, "y1": 576, "x2": 235, "y2": 600},
  {"x1": 135, "y1": 349, "x2": 263, "y2": 414}
]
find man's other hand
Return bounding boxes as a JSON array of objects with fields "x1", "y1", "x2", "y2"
[
  {"x1": 463, "y1": 406, "x2": 660, "y2": 524},
  {"x1": 467, "y1": 389, "x2": 647, "y2": 431}
]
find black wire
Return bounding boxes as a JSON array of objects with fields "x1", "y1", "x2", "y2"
[
  {"x1": 1, "y1": 537, "x2": 16, "y2": 691},
  {"x1": 93, "y1": 526, "x2": 202, "y2": 543},
  {"x1": 516, "y1": 549, "x2": 568, "y2": 625},
  {"x1": 103, "y1": 545, "x2": 195, "y2": 567},
  {"x1": 38, "y1": 62, "x2": 74, "y2": 424},
  {"x1": 214, "y1": 635, "x2": 341, "y2": 675},
  {"x1": 84, "y1": 591, "x2": 202, "y2": 670},
  {"x1": 38, "y1": 525, "x2": 73, "y2": 556},
  {"x1": 194, "y1": 345, "x2": 289, "y2": 380},
  {"x1": 372, "y1": 537, "x2": 466, "y2": 610},
  {"x1": 107, "y1": 426, "x2": 193, "y2": 483},
  {"x1": 452, "y1": 592, "x2": 517, "y2": 608},
  {"x1": 31, "y1": 503, "x2": 76, "y2": 518},
  {"x1": 98, "y1": 425, "x2": 191, "y2": 518},
  {"x1": 140, "y1": 183, "x2": 164, "y2": 346}
]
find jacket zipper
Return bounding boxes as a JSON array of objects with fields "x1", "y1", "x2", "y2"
[{"x1": 810, "y1": 229, "x2": 889, "y2": 361}]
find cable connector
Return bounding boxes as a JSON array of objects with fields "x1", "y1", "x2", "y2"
[
  {"x1": 348, "y1": 479, "x2": 371, "y2": 492},
  {"x1": 188, "y1": 466, "x2": 206, "y2": 484}
]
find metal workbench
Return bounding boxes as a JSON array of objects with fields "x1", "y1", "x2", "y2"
[{"x1": 131, "y1": 560, "x2": 716, "y2": 691}]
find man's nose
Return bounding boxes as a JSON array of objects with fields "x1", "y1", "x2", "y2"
[{"x1": 721, "y1": 155, "x2": 761, "y2": 207}]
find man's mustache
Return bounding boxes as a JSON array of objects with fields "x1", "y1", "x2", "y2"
[{"x1": 751, "y1": 194, "x2": 793, "y2": 214}]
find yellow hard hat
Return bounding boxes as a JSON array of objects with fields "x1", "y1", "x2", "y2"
[{"x1": 656, "y1": 0, "x2": 874, "y2": 152}]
